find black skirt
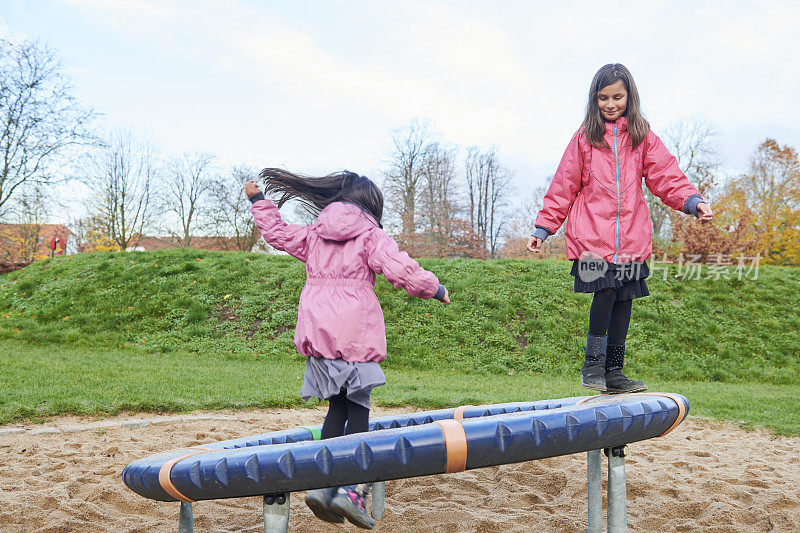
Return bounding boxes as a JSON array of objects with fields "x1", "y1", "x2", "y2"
[{"x1": 570, "y1": 259, "x2": 650, "y2": 301}]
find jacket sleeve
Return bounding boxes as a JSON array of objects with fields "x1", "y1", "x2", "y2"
[
  {"x1": 250, "y1": 198, "x2": 310, "y2": 262},
  {"x1": 366, "y1": 229, "x2": 440, "y2": 299},
  {"x1": 534, "y1": 131, "x2": 584, "y2": 233},
  {"x1": 643, "y1": 131, "x2": 702, "y2": 213}
]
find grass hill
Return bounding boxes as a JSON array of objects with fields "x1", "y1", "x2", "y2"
[{"x1": 2, "y1": 249, "x2": 798, "y2": 385}]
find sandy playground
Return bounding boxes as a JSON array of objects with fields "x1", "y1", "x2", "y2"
[{"x1": 0, "y1": 406, "x2": 799, "y2": 532}]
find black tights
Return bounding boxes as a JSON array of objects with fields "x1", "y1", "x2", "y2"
[
  {"x1": 320, "y1": 390, "x2": 370, "y2": 439},
  {"x1": 589, "y1": 288, "x2": 633, "y2": 345}
]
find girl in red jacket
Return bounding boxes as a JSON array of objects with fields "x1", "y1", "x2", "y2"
[{"x1": 527, "y1": 63, "x2": 713, "y2": 393}]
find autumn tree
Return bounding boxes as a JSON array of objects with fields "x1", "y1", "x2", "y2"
[
  {"x1": 651, "y1": 117, "x2": 720, "y2": 241},
  {"x1": 0, "y1": 188, "x2": 48, "y2": 262},
  {"x1": 670, "y1": 191, "x2": 757, "y2": 263},
  {"x1": 671, "y1": 139, "x2": 800, "y2": 264},
  {"x1": 728, "y1": 139, "x2": 800, "y2": 265},
  {"x1": 70, "y1": 214, "x2": 119, "y2": 252},
  {"x1": 0, "y1": 38, "x2": 96, "y2": 219}
]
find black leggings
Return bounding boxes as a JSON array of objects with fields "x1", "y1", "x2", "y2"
[
  {"x1": 588, "y1": 288, "x2": 633, "y2": 345},
  {"x1": 320, "y1": 390, "x2": 370, "y2": 439}
]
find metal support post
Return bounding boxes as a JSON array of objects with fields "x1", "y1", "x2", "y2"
[
  {"x1": 263, "y1": 493, "x2": 290, "y2": 533},
  {"x1": 606, "y1": 446, "x2": 628, "y2": 533},
  {"x1": 587, "y1": 449, "x2": 603, "y2": 533},
  {"x1": 177, "y1": 501, "x2": 193, "y2": 533},
  {"x1": 372, "y1": 481, "x2": 386, "y2": 521}
]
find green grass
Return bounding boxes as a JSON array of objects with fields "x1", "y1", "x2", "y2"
[
  {"x1": 2, "y1": 340, "x2": 798, "y2": 435},
  {"x1": 0, "y1": 250, "x2": 798, "y2": 435}
]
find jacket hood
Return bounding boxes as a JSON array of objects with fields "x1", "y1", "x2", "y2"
[{"x1": 314, "y1": 202, "x2": 379, "y2": 241}]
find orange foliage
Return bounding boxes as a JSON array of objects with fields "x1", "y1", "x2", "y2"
[
  {"x1": 669, "y1": 138, "x2": 799, "y2": 266},
  {"x1": 0, "y1": 224, "x2": 51, "y2": 262},
  {"x1": 499, "y1": 234, "x2": 567, "y2": 260},
  {"x1": 76, "y1": 215, "x2": 119, "y2": 253},
  {"x1": 726, "y1": 139, "x2": 799, "y2": 265}
]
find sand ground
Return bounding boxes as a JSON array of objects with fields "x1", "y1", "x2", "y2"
[{"x1": 0, "y1": 407, "x2": 798, "y2": 532}]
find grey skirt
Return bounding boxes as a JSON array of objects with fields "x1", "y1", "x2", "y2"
[{"x1": 300, "y1": 356, "x2": 386, "y2": 409}]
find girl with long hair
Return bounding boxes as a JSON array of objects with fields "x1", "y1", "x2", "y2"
[
  {"x1": 246, "y1": 169, "x2": 449, "y2": 529},
  {"x1": 527, "y1": 63, "x2": 713, "y2": 393}
]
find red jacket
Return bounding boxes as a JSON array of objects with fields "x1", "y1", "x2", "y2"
[{"x1": 535, "y1": 117, "x2": 702, "y2": 263}]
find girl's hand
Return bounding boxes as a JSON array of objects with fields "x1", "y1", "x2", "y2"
[
  {"x1": 526, "y1": 236, "x2": 543, "y2": 253},
  {"x1": 441, "y1": 288, "x2": 450, "y2": 305},
  {"x1": 697, "y1": 202, "x2": 714, "y2": 222},
  {"x1": 245, "y1": 180, "x2": 261, "y2": 197}
]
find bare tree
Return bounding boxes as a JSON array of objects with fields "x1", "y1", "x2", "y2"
[
  {"x1": 164, "y1": 151, "x2": 215, "y2": 247},
  {"x1": 84, "y1": 129, "x2": 158, "y2": 251},
  {"x1": 418, "y1": 141, "x2": 459, "y2": 255},
  {"x1": 383, "y1": 120, "x2": 433, "y2": 234},
  {"x1": 205, "y1": 165, "x2": 261, "y2": 251},
  {"x1": 648, "y1": 116, "x2": 720, "y2": 240},
  {"x1": 0, "y1": 38, "x2": 96, "y2": 219},
  {"x1": 465, "y1": 146, "x2": 513, "y2": 256},
  {"x1": 292, "y1": 202, "x2": 319, "y2": 226},
  {"x1": 501, "y1": 177, "x2": 565, "y2": 258}
]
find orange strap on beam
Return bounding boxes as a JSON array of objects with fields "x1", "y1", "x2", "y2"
[
  {"x1": 576, "y1": 394, "x2": 603, "y2": 405},
  {"x1": 645, "y1": 393, "x2": 688, "y2": 436},
  {"x1": 436, "y1": 419, "x2": 468, "y2": 473},
  {"x1": 158, "y1": 448, "x2": 216, "y2": 502},
  {"x1": 452, "y1": 405, "x2": 473, "y2": 421},
  {"x1": 576, "y1": 393, "x2": 688, "y2": 437}
]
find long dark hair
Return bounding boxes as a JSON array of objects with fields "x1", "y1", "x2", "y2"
[
  {"x1": 582, "y1": 63, "x2": 649, "y2": 150},
  {"x1": 258, "y1": 168, "x2": 384, "y2": 226}
]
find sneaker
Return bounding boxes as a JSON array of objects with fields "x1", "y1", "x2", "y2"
[
  {"x1": 329, "y1": 484, "x2": 375, "y2": 529},
  {"x1": 305, "y1": 487, "x2": 344, "y2": 523}
]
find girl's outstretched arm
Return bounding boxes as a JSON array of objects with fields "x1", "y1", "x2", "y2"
[
  {"x1": 366, "y1": 229, "x2": 446, "y2": 301},
  {"x1": 247, "y1": 181, "x2": 310, "y2": 262},
  {"x1": 535, "y1": 131, "x2": 584, "y2": 234},
  {"x1": 642, "y1": 132, "x2": 705, "y2": 216}
]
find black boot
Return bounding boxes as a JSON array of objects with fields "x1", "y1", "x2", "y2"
[
  {"x1": 605, "y1": 344, "x2": 647, "y2": 393},
  {"x1": 581, "y1": 333, "x2": 608, "y2": 392}
]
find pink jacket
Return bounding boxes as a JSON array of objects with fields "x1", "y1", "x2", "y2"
[
  {"x1": 251, "y1": 199, "x2": 441, "y2": 363},
  {"x1": 535, "y1": 117, "x2": 702, "y2": 263}
]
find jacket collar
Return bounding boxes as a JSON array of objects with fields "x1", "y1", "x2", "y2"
[{"x1": 604, "y1": 116, "x2": 628, "y2": 133}]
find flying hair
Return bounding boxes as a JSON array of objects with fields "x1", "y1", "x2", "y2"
[{"x1": 258, "y1": 168, "x2": 384, "y2": 227}]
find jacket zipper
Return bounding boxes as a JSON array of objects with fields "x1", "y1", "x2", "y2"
[{"x1": 613, "y1": 123, "x2": 620, "y2": 263}]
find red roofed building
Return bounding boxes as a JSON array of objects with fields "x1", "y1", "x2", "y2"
[{"x1": 0, "y1": 223, "x2": 77, "y2": 262}]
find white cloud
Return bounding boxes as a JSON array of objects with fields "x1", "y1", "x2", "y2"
[
  {"x1": 62, "y1": 0, "x2": 176, "y2": 26},
  {"x1": 29, "y1": 0, "x2": 800, "y2": 185}
]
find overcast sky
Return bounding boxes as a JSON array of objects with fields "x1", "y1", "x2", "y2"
[{"x1": 2, "y1": 0, "x2": 799, "y2": 207}]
